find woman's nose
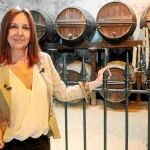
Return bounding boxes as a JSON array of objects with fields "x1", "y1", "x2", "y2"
[{"x1": 17, "y1": 28, "x2": 23, "y2": 35}]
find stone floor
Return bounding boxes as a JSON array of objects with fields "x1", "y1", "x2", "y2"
[{"x1": 50, "y1": 100, "x2": 148, "y2": 150}]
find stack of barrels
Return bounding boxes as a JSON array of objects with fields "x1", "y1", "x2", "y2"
[
  {"x1": 30, "y1": 2, "x2": 150, "y2": 105},
  {"x1": 30, "y1": 1, "x2": 140, "y2": 45}
]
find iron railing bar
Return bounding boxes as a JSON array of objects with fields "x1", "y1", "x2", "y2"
[
  {"x1": 103, "y1": 49, "x2": 109, "y2": 150},
  {"x1": 80, "y1": 57, "x2": 88, "y2": 150},
  {"x1": 83, "y1": 100, "x2": 87, "y2": 150},
  {"x1": 148, "y1": 94, "x2": 150, "y2": 150},
  {"x1": 67, "y1": 81, "x2": 135, "y2": 85},
  {"x1": 94, "y1": 88, "x2": 150, "y2": 94},
  {"x1": 125, "y1": 52, "x2": 129, "y2": 150},
  {"x1": 62, "y1": 53, "x2": 69, "y2": 150},
  {"x1": 147, "y1": 46, "x2": 150, "y2": 150},
  {"x1": 64, "y1": 102, "x2": 68, "y2": 150},
  {"x1": 103, "y1": 77, "x2": 108, "y2": 150},
  {"x1": 107, "y1": 81, "x2": 135, "y2": 85}
]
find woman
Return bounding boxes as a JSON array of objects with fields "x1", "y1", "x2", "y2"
[{"x1": 0, "y1": 6, "x2": 109, "y2": 150}]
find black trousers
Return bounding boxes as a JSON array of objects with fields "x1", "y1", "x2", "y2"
[{"x1": 3, "y1": 135, "x2": 50, "y2": 150}]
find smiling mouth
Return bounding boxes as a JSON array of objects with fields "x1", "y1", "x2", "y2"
[
  {"x1": 13, "y1": 39, "x2": 25, "y2": 43},
  {"x1": 14, "y1": 38, "x2": 24, "y2": 40}
]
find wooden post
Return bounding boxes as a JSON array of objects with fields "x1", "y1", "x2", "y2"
[
  {"x1": 132, "y1": 47, "x2": 137, "y2": 71},
  {"x1": 146, "y1": 27, "x2": 150, "y2": 69},
  {"x1": 89, "y1": 47, "x2": 98, "y2": 105}
]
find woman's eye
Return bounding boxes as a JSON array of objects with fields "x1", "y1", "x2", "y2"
[
  {"x1": 23, "y1": 26, "x2": 30, "y2": 30},
  {"x1": 9, "y1": 24, "x2": 30, "y2": 30},
  {"x1": 9, "y1": 25, "x2": 17, "y2": 29}
]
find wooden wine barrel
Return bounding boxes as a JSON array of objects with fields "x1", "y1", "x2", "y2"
[
  {"x1": 140, "y1": 5, "x2": 150, "y2": 29},
  {"x1": 30, "y1": 9, "x2": 59, "y2": 42},
  {"x1": 66, "y1": 61, "x2": 91, "y2": 81},
  {"x1": 96, "y1": 1, "x2": 137, "y2": 41},
  {"x1": 99, "y1": 61, "x2": 135, "y2": 103},
  {"x1": 55, "y1": 7, "x2": 96, "y2": 45}
]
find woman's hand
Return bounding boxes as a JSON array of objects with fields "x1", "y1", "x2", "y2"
[
  {"x1": 0, "y1": 129, "x2": 4, "y2": 149},
  {"x1": 0, "y1": 142, "x2": 4, "y2": 149},
  {"x1": 88, "y1": 66, "x2": 111, "y2": 91}
]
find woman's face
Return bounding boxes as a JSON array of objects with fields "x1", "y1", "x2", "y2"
[{"x1": 7, "y1": 12, "x2": 31, "y2": 52}]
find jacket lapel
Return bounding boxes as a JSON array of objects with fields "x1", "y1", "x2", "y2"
[
  {"x1": 0, "y1": 65, "x2": 12, "y2": 109},
  {"x1": 37, "y1": 61, "x2": 52, "y2": 105},
  {"x1": 37, "y1": 56, "x2": 61, "y2": 138}
]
